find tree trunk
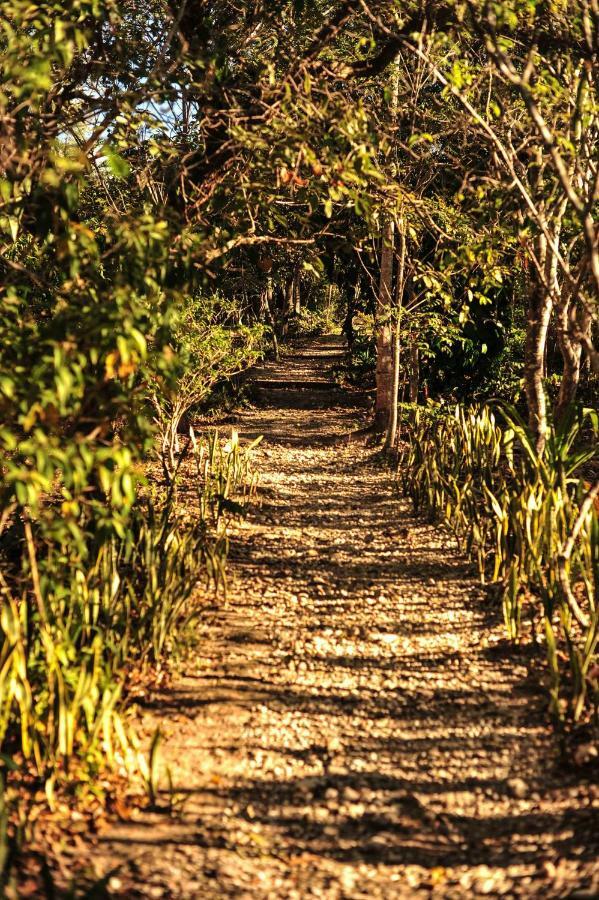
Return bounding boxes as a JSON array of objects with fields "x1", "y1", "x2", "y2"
[
  {"x1": 524, "y1": 207, "x2": 570, "y2": 450},
  {"x1": 375, "y1": 218, "x2": 395, "y2": 432},
  {"x1": 374, "y1": 61, "x2": 400, "y2": 434},
  {"x1": 262, "y1": 280, "x2": 279, "y2": 359},
  {"x1": 344, "y1": 289, "x2": 354, "y2": 351},
  {"x1": 385, "y1": 225, "x2": 406, "y2": 450},
  {"x1": 555, "y1": 292, "x2": 590, "y2": 424},
  {"x1": 293, "y1": 268, "x2": 301, "y2": 315},
  {"x1": 524, "y1": 203, "x2": 569, "y2": 447},
  {"x1": 325, "y1": 283, "x2": 334, "y2": 330},
  {"x1": 524, "y1": 258, "x2": 552, "y2": 452},
  {"x1": 282, "y1": 275, "x2": 294, "y2": 336}
]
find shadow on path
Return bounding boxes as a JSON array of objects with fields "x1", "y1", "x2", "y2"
[{"x1": 92, "y1": 336, "x2": 599, "y2": 899}]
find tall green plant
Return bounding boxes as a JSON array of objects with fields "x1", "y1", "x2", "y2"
[
  {"x1": 0, "y1": 431, "x2": 258, "y2": 785},
  {"x1": 401, "y1": 402, "x2": 599, "y2": 728}
]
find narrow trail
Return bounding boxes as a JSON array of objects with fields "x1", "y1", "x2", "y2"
[{"x1": 98, "y1": 337, "x2": 598, "y2": 899}]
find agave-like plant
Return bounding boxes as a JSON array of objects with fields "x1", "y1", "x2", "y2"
[
  {"x1": 0, "y1": 430, "x2": 260, "y2": 806},
  {"x1": 400, "y1": 400, "x2": 599, "y2": 727}
]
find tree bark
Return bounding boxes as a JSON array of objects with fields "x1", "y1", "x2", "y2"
[
  {"x1": 282, "y1": 273, "x2": 295, "y2": 336},
  {"x1": 261, "y1": 280, "x2": 279, "y2": 359},
  {"x1": 555, "y1": 292, "x2": 591, "y2": 424},
  {"x1": 375, "y1": 218, "x2": 395, "y2": 432},
  {"x1": 385, "y1": 224, "x2": 406, "y2": 450},
  {"x1": 293, "y1": 267, "x2": 301, "y2": 316},
  {"x1": 524, "y1": 235, "x2": 552, "y2": 452},
  {"x1": 374, "y1": 60, "x2": 400, "y2": 434},
  {"x1": 344, "y1": 279, "x2": 356, "y2": 351}
]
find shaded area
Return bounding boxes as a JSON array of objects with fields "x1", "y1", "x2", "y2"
[{"x1": 243, "y1": 336, "x2": 371, "y2": 440}]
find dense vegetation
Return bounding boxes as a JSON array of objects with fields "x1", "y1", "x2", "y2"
[{"x1": 0, "y1": 0, "x2": 597, "y2": 887}]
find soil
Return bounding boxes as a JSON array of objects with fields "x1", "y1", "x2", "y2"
[{"x1": 89, "y1": 336, "x2": 598, "y2": 899}]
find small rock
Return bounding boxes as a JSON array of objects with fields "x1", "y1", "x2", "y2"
[
  {"x1": 474, "y1": 877, "x2": 497, "y2": 895},
  {"x1": 347, "y1": 802, "x2": 365, "y2": 818},
  {"x1": 573, "y1": 743, "x2": 598, "y2": 767},
  {"x1": 340, "y1": 868, "x2": 357, "y2": 891},
  {"x1": 507, "y1": 777, "x2": 528, "y2": 799},
  {"x1": 543, "y1": 861, "x2": 557, "y2": 879},
  {"x1": 343, "y1": 786, "x2": 360, "y2": 802},
  {"x1": 147, "y1": 887, "x2": 165, "y2": 899}
]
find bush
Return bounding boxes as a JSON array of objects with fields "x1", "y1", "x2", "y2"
[{"x1": 148, "y1": 294, "x2": 267, "y2": 483}]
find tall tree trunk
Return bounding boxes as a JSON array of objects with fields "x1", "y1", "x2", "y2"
[
  {"x1": 375, "y1": 219, "x2": 395, "y2": 432},
  {"x1": 344, "y1": 288, "x2": 354, "y2": 351},
  {"x1": 385, "y1": 224, "x2": 406, "y2": 450},
  {"x1": 262, "y1": 280, "x2": 279, "y2": 359},
  {"x1": 524, "y1": 285, "x2": 552, "y2": 453},
  {"x1": 524, "y1": 236, "x2": 552, "y2": 452},
  {"x1": 374, "y1": 61, "x2": 400, "y2": 434},
  {"x1": 555, "y1": 292, "x2": 590, "y2": 424},
  {"x1": 293, "y1": 267, "x2": 301, "y2": 316},
  {"x1": 282, "y1": 275, "x2": 294, "y2": 336},
  {"x1": 325, "y1": 283, "x2": 334, "y2": 331},
  {"x1": 524, "y1": 201, "x2": 570, "y2": 448}
]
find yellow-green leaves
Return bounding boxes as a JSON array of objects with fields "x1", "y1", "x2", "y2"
[
  {"x1": 401, "y1": 401, "x2": 599, "y2": 726},
  {"x1": 101, "y1": 144, "x2": 131, "y2": 180}
]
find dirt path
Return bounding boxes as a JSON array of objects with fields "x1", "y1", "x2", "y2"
[{"x1": 96, "y1": 337, "x2": 598, "y2": 899}]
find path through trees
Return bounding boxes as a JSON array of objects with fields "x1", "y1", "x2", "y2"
[{"x1": 93, "y1": 339, "x2": 598, "y2": 898}]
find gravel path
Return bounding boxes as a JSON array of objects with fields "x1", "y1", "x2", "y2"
[{"x1": 97, "y1": 337, "x2": 599, "y2": 899}]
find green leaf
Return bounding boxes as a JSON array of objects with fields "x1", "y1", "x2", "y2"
[{"x1": 102, "y1": 144, "x2": 131, "y2": 179}]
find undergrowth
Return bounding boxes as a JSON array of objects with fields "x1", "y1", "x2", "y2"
[
  {"x1": 400, "y1": 402, "x2": 599, "y2": 742},
  {"x1": 0, "y1": 429, "x2": 259, "y2": 891}
]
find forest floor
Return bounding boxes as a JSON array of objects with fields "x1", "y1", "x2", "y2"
[{"x1": 92, "y1": 337, "x2": 598, "y2": 899}]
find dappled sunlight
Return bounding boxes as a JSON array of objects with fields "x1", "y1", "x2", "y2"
[{"x1": 91, "y1": 339, "x2": 598, "y2": 898}]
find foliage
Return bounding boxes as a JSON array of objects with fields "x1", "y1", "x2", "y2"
[
  {"x1": 150, "y1": 294, "x2": 267, "y2": 482},
  {"x1": 401, "y1": 402, "x2": 599, "y2": 729},
  {"x1": 296, "y1": 282, "x2": 344, "y2": 336},
  {"x1": 0, "y1": 429, "x2": 258, "y2": 881},
  {"x1": 339, "y1": 313, "x2": 377, "y2": 387},
  {"x1": 0, "y1": 430, "x2": 256, "y2": 775}
]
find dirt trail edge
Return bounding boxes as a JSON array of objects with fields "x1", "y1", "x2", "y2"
[{"x1": 95, "y1": 337, "x2": 598, "y2": 899}]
